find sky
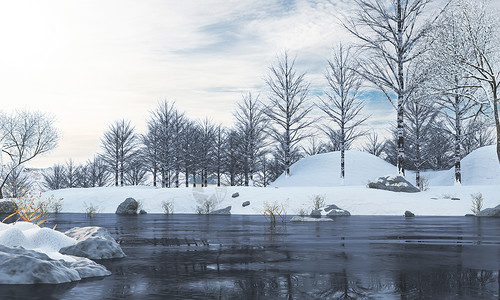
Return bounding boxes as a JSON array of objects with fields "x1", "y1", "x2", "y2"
[{"x1": 1, "y1": 0, "x2": 495, "y2": 168}]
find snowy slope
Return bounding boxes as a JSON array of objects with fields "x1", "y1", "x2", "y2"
[
  {"x1": 429, "y1": 145, "x2": 500, "y2": 186},
  {"x1": 14, "y1": 145, "x2": 497, "y2": 216},
  {"x1": 271, "y1": 150, "x2": 396, "y2": 187}
]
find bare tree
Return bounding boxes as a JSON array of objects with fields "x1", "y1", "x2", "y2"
[
  {"x1": 43, "y1": 163, "x2": 67, "y2": 190},
  {"x1": 436, "y1": 0, "x2": 500, "y2": 162},
  {"x1": 213, "y1": 124, "x2": 227, "y2": 187},
  {"x1": 234, "y1": 92, "x2": 268, "y2": 186},
  {"x1": 362, "y1": 131, "x2": 386, "y2": 157},
  {"x1": 0, "y1": 110, "x2": 58, "y2": 198},
  {"x1": 344, "y1": 0, "x2": 433, "y2": 175},
  {"x1": 85, "y1": 156, "x2": 109, "y2": 187},
  {"x1": 3, "y1": 164, "x2": 31, "y2": 198},
  {"x1": 100, "y1": 119, "x2": 137, "y2": 186},
  {"x1": 265, "y1": 52, "x2": 313, "y2": 177},
  {"x1": 198, "y1": 118, "x2": 215, "y2": 187},
  {"x1": 317, "y1": 44, "x2": 368, "y2": 184}
]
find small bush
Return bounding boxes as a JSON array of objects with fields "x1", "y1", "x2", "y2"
[
  {"x1": 419, "y1": 176, "x2": 429, "y2": 191},
  {"x1": 83, "y1": 202, "x2": 100, "y2": 218},
  {"x1": 196, "y1": 195, "x2": 219, "y2": 215},
  {"x1": 263, "y1": 201, "x2": 287, "y2": 224},
  {"x1": 297, "y1": 208, "x2": 308, "y2": 217},
  {"x1": 162, "y1": 200, "x2": 174, "y2": 214},
  {"x1": 471, "y1": 193, "x2": 484, "y2": 214},
  {"x1": 311, "y1": 194, "x2": 326, "y2": 210},
  {"x1": 2, "y1": 192, "x2": 56, "y2": 226}
]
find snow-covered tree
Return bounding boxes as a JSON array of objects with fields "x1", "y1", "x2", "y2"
[
  {"x1": 198, "y1": 118, "x2": 215, "y2": 187},
  {"x1": 344, "y1": 0, "x2": 433, "y2": 175},
  {"x1": 100, "y1": 119, "x2": 137, "y2": 186},
  {"x1": 142, "y1": 120, "x2": 162, "y2": 187},
  {"x1": 436, "y1": 0, "x2": 500, "y2": 163},
  {"x1": 213, "y1": 124, "x2": 227, "y2": 187},
  {"x1": 265, "y1": 52, "x2": 313, "y2": 177},
  {"x1": 124, "y1": 153, "x2": 148, "y2": 186},
  {"x1": 234, "y1": 92, "x2": 268, "y2": 186},
  {"x1": 317, "y1": 44, "x2": 368, "y2": 184},
  {"x1": 64, "y1": 159, "x2": 80, "y2": 188},
  {"x1": 0, "y1": 110, "x2": 58, "y2": 198}
]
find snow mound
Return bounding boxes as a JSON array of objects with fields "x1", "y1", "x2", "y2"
[
  {"x1": 271, "y1": 150, "x2": 396, "y2": 187},
  {"x1": 431, "y1": 145, "x2": 500, "y2": 186},
  {"x1": 0, "y1": 222, "x2": 76, "y2": 261}
]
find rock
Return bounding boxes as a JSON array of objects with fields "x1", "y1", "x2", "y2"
[
  {"x1": 232, "y1": 192, "x2": 240, "y2": 198},
  {"x1": 404, "y1": 210, "x2": 415, "y2": 217},
  {"x1": 310, "y1": 209, "x2": 322, "y2": 218},
  {"x1": 242, "y1": 201, "x2": 250, "y2": 207},
  {"x1": 476, "y1": 204, "x2": 500, "y2": 217},
  {"x1": 368, "y1": 175, "x2": 420, "y2": 193},
  {"x1": 115, "y1": 198, "x2": 138, "y2": 215},
  {"x1": 139, "y1": 209, "x2": 147, "y2": 214},
  {"x1": 60, "y1": 227, "x2": 126, "y2": 260},
  {"x1": 324, "y1": 204, "x2": 340, "y2": 212},
  {"x1": 210, "y1": 206, "x2": 231, "y2": 215},
  {"x1": 0, "y1": 245, "x2": 110, "y2": 284},
  {"x1": 451, "y1": 197, "x2": 460, "y2": 201},
  {"x1": 0, "y1": 201, "x2": 17, "y2": 214},
  {"x1": 465, "y1": 214, "x2": 475, "y2": 217},
  {"x1": 327, "y1": 209, "x2": 351, "y2": 217},
  {"x1": 290, "y1": 216, "x2": 333, "y2": 222}
]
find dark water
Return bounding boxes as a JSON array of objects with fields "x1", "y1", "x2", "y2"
[{"x1": 2, "y1": 214, "x2": 500, "y2": 299}]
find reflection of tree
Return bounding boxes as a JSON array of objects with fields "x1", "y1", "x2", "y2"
[{"x1": 395, "y1": 269, "x2": 497, "y2": 298}]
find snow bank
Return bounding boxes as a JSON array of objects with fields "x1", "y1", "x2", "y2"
[
  {"x1": 0, "y1": 222, "x2": 76, "y2": 261},
  {"x1": 37, "y1": 146, "x2": 499, "y2": 216}
]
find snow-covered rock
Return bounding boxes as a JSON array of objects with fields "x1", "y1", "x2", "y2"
[
  {"x1": 0, "y1": 245, "x2": 110, "y2": 284},
  {"x1": 476, "y1": 204, "x2": 500, "y2": 217},
  {"x1": 324, "y1": 204, "x2": 351, "y2": 216},
  {"x1": 368, "y1": 175, "x2": 420, "y2": 193},
  {"x1": 242, "y1": 201, "x2": 250, "y2": 207},
  {"x1": 210, "y1": 206, "x2": 231, "y2": 215},
  {"x1": 115, "y1": 197, "x2": 138, "y2": 215},
  {"x1": 60, "y1": 227, "x2": 125, "y2": 259}
]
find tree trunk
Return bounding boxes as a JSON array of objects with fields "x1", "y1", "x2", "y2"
[
  {"x1": 193, "y1": 171, "x2": 196, "y2": 187},
  {"x1": 185, "y1": 168, "x2": 189, "y2": 187},
  {"x1": 396, "y1": 0, "x2": 405, "y2": 176},
  {"x1": 494, "y1": 93, "x2": 500, "y2": 163}
]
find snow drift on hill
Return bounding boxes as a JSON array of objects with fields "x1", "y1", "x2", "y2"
[
  {"x1": 271, "y1": 150, "x2": 396, "y2": 187},
  {"x1": 429, "y1": 145, "x2": 500, "y2": 186}
]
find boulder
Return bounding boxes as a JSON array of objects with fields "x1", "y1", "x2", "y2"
[
  {"x1": 60, "y1": 227, "x2": 126, "y2": 260},
  {"x1": 232, "y1": 192, "x2": 240, "y2": 198},
  {"x1": 0, "y1": 201, "x2": 17, "y2": 214},
  {"x1": 242, "y1": 201, "x2": 250, "y2": 207},
  {"x1": 324, "y1": 204, "x2": 340, "y2": 212},
  {"x1": 310, "y1": 209, "x2": 322, "y2": 218},
  {"x1": 115, "y1": 198, "x2": 138, "y2": 215},
  {"x1": 404, "y1": 210, "x2": 415, "y2": 217},
  {"x1": 368, "y1": 175, "x2": 420, "y2": 193},
  {"x1": 327, "y1": 208, "x2": 351, "y2": 217},
  {"x1": 0, "y1": 245, "x2": 110, "y2": 284},
  {"x1": 476, "y1": 204, "x2": 500, "y2": 217},
  {"x1": 210, "y1": 206, "x2": 231, "y2": 215},
  {"x1": 139, "y1": 209, "x2": 147, "y2": 215}
]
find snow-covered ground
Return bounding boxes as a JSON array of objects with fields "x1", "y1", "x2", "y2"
[{"x1": 38, "y1": 145, "x2": 499, "y2": 216}]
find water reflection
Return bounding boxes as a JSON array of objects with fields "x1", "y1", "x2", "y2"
[{"x1": 2, "y1": 214, "x2": 500, "y2": 299}]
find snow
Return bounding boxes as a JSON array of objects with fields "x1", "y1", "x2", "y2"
[
  {"x1": 0, "y1": 221, "x2": 77, "y2": 261},
  {"x1": 30, "y1": 145, "x2": 499, "y2": 217}
]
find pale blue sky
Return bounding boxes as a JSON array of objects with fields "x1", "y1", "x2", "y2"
[{"x1": 0, "y1": 0, "x2": 491, "y2": 167}]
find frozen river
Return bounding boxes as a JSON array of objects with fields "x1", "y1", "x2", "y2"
[{"x1": 2, "y1": 214, "x2": 500, "y2": 299}]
